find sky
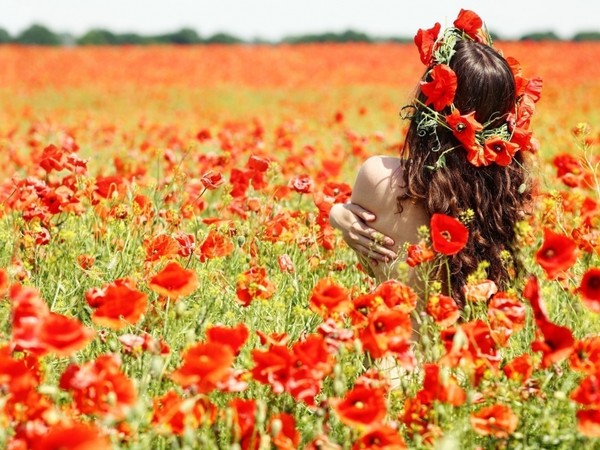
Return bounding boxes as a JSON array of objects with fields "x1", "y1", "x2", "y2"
[{"x1": 3, "y1": 0, "x2": 599, "y2": 40}]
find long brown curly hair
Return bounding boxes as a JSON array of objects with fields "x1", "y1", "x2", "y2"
[{"x1": 400, "y1": 39, "x2": 533, "y2": 304}]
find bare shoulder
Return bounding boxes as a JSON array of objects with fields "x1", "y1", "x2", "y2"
[{"x1": 351, "y1": 155, "x2": 405, "y2": 209}]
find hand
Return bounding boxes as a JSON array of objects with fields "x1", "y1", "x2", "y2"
[{"x1": 329, "y1": 203, "x2": 396, "y2": 263}]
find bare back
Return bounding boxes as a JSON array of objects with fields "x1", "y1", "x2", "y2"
[{"x1": 350, "y1": 155, "x2": 430, "y2": 283}]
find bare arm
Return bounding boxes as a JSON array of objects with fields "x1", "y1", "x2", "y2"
[{"x1": 329, "y1": 156, "x2": 404, "y2": 263}]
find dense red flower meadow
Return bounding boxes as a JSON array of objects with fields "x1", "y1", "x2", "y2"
[{"x1": 0, "y1": 42, "x2": 598, "y2": 449}]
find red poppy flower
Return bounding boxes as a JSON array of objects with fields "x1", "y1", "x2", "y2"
[
  {"x1": 359, "y1": 309, "x2": 412, "y2": 358},
  {"x1": 321, "y1": 181, "x2": 352, "y2": 204},
  {"x1": 94, "y1": 174, "x2": 126, "y2": 200},
  {"x1": 236, "y1": 266, "x2": 275, "y2": 306},
  {"x1": 309, "y1": 277, "x2": 351, "y2": 317},
  {"x1": 39, "y1": 144, "x2": 66, "y2": 173},
  {"x1": 206, "y1": 323, "x2": 249, "y2": 356},
  {"x1": 172, "y1": 231, "x2": 195, "y2": 257},
  {"x1": 151, "y1": 390, "x2": 216, "y2": 436},
  {"x1": 463, "y1": 279, "x2": 498, "y2": 303},
  {"x1": 10, "y1": 284, "x2": 94, "y2": 357},
  {"x1": 34, "y1": 422, "x2": 111, "y2": 450},
  {"x1": 445, "y1": 109, "x2": 484, "y2": 154},
  {"x1": 91, "y1": 283, "x2": 148, "y2": 330},
  {"x1": 487, "y1": 292, "x2": 526, "y2": 346},
  {"x1": 406, "y1": 241, "x2": 435, "y2": 267},
  {"x1": 200, "y1": 170, "x2": 225, "y2": 190},
  {"x1": 420, "y1": 64, "x2": 457, "y2": 111},
  {"x1": 430, "y1": 213, "x2": 469, "y2": 255},
  {"x1": 171, "y1": 341, "x2": 235, "y2": 393},
  {"x1": 76, "y1": 254, "x2": 95, "y2": 270},
  {"x1": 532, "y1": 319, "x2": 575, "y2": 368},
  {"x1": 522, "y1": 276, "x2": 549, "y2": 323},
  {"x1": 440, "y1": 320, "x2": 500, "y2": 380},
  {"x1": 199, "y1": 229, "x2": 234, "y2": 262},
  {"x1": 229, "y1": 398, "x2": 258, "y2": 449},
  {"x1": 10, "y1": 284, "x2": 50, "y2": 354},
  {"x1": 371, "y1": 280, "x2": 419, "y2": 314},
  {"x1": 277, "y1": 254, "x2": 295, "y2": 273},
  {"x1": 401, "y1": 397, "x2": 437, "y2": 442},
  {"x1": 330, "y1": 385, "x2": 387, "y2": 428},
  {"x1": 510, "y1": 126, "x2": 533, "y2": 152},
  {"x1": 414, "y1": 22, "x2": 441, "y2": 65},
  {"x1": 484, "y1": 137, "x2": 520, "y2": 166},
  {"x1": 426, "y1": 294, "x2": 460, "y2": 328},
  {"x1": 470, "y1": 404, "x2": 518, "y2": 438},
  {"x1": 570, "y1": 336, "x2": 600, "y2": 374},
  {"x1": 145, "y1": 234, "x2": 180, "y2": 262},
  {"x1": 0, "y1": 269, "x2": 8, "y2": 296},
  {"x1": 576, "y1": 408, "x2": 600, "y2": 438},
  {"x1": 60, "y1": 354, "x2": 137, "y2": 419},
  {"x1": 351, "y1": 424, "x2": 407, "y2": 450},
  {"x1": 503, "y1": 354, "x2": 533, "y2": 383},
  {"x1": 149, "y1": 261, "x2": 198, "y2": 300},
  {"x1": 289, "y1": 174, "x2": 314, "y2": 194},
  {"x1": 229, "y1": 168, "x2": 252, "y2": 198},
  {"x1": 578, "y1": 268, "x2": 600, "y2": 312},
  {"x1": 38, "y1": 312, "x2": 95, "y2": 357},
  {"x1": 269, "y1": 413, "x2": 301, "y2": 450},
  {"x1": 251, "y1": 334, "x2": 333, "y2": 406},
  {"x1": 196, "y1": 128, "x2": 211, "y2": 141},
  {"x1": 418, "y1": 363, "x2": 466, "y2": 407},
  {"x1": 293, "y1": 334, "x2": 334, "y2": 380},
  {"x1": 535, "y1": 229, "x2": 578, "y2": 280},
  {"x1": 453, "y1": 9, "x2": 484, "y2": 42},
  {"x1": 251, "y1": 344, "x2": 294, "y2": 394},
  {"x1": 571, "y1": 374, "x2": 600, "y2": 406}
]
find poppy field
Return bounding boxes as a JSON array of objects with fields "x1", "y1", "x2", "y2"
[{"x1": 0, "y1": 41, "x2": 599, "y2": 449}]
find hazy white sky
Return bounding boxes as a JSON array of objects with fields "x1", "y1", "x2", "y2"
[{"x1": 3, "y1": 0, "x2": 599, "y2": 40}]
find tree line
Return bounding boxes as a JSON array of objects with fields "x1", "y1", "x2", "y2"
[{"x1": 1, "y1": 24, "x2": 599, "y2": 46}]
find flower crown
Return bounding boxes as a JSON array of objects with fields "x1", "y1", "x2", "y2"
[{"x1": 404, "y1": 9, "x2": 543, "y2": 169}]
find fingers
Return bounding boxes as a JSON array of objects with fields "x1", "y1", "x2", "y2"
[
  {"x1": 344, "y1": 203, "x2": 376, "y2": 222},
  {"x1": 347, "y1": 231, "x2": 397, "y2": 261},
  {"x1": 349, "y1": 221, "x2": 395, "y2": 248},
  {"x1": 352, "y1": 243, "x2": 393, "y2": 263}
]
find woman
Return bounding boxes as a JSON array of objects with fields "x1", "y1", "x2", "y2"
[{"x1": 330, "y1": 10, "x2": 540, "y2": 304}]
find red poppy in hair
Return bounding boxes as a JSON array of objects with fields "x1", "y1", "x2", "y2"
[
  {"x1": 484, "y1": 137, "x2": 520, "y2": 166},
  {"x1": 420, "y1": 64, "x2": 457, "y2": 111},
  {"x1": 430, "y1": 213, "x2": 469, "y2": 255},
  {"x1": 445, "y1": 109, "x2": 484, "y2": 153},
  {"x1": 510, "y1": 126, "x2": 533, "y2": 152},
  {"x1": 414, "y1": 22, "x2": 441, "y2": 65},
  {"x1": 535, "y1": 229, "x2": 578, "y2": 280},
  {"x1": 453, "y1": 9, "x2": 484, "y2": 42},
  {"x1": 578, "y1": 268, "x2": 600, "y2": 312}
]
